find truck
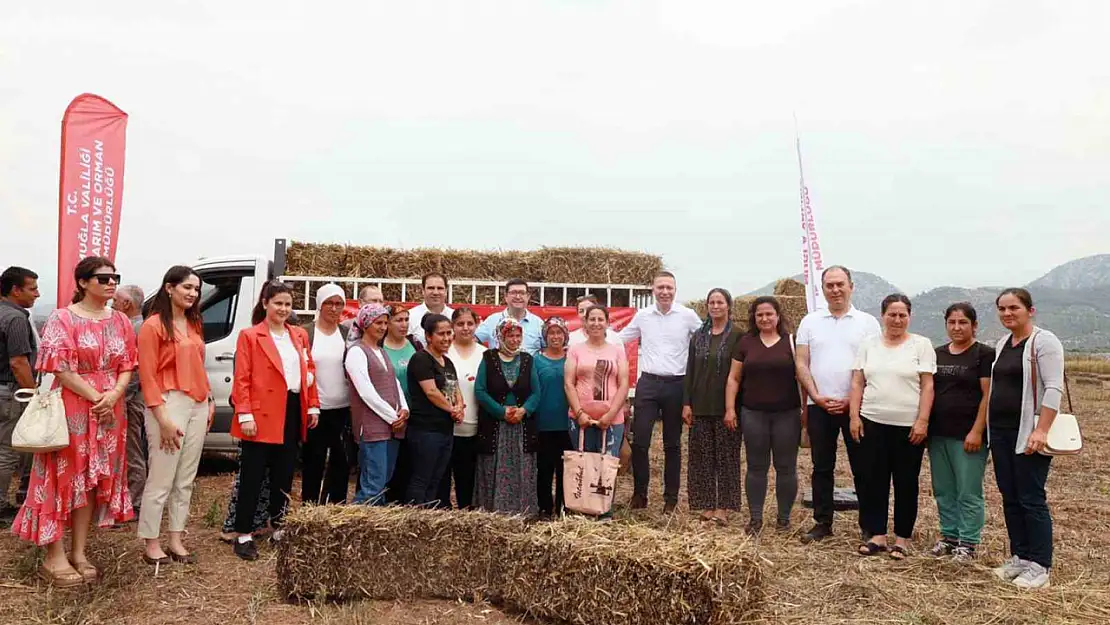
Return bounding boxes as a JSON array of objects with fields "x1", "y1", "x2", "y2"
[{"x1": 188, "y1": 239, "x2": 653, "y2": 452}]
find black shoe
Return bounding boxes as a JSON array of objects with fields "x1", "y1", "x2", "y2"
[
  {"x1": 0, "y1": 505, "x2": 17, "y2": 524},
  {"x1": 801, "y1": 523, "x2": 833, "y2": 544},
  {"x1": 234, "y1": 539, "x2": 259, "y2": 561},
  {"x1": 662, "y1": 501, "x2": 677, "y2": 515},
  {"x1": 775, "y1": 518, "x2": 791, "y2": 533},
  {"x1": 744, "y1": 519, "x2": 763, "y2": 536},
  {"x1": 629, "y1": 493, "x2": 647, "y2": 510}
]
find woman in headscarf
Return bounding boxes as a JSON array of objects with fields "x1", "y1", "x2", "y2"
[
  {"x1": 683, "y1": 288, "x2": 742, "y2": 526},
  {"x1": 474, "y1": 318, "x2": 542, "y2": 515},
  {"x1": 344, "y1": 304, "x2": 409, "y2": 505}
]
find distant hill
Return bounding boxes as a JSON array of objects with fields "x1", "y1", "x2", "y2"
[
  {"x1": 1028, "y1": 254, "x2": 1110, "y2": 290},
  {"x1": 751, "y1": 255, "x2": 1110, "y2": 349}
]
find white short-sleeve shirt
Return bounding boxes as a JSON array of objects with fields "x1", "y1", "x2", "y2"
[
  {"x1": 795, "y1": 305, "x2": 880, "y2": 404},
  {"x1": 853, "y1": 333, "x2": 937, "y2": 426}
]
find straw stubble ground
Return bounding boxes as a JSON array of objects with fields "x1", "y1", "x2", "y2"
[{"x1": 2, "y1": 383, "x2": 1108, "y2": 624}]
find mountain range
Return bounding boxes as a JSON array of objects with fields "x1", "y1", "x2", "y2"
[{"x1": 750, "y1": 254, "x2": 1110, "y2": 349}]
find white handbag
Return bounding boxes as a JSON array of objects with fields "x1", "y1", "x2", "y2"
[
  {"x1": 1029, "y1": 334, "x2": 1082, "y2": 456},
  {"x1": 12, "y1": 387, "x2": 70, "y2": 453}
]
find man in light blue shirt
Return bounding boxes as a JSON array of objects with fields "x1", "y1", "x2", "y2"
[{"x1": 475, "y1": 278, "x2": 544, "y2": 354}]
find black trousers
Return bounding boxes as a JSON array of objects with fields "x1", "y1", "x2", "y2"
[
  {"x1": 631, "y1": 374, "x2": 685, "y2": 504},
  {"x1": 807, "y1": 405, "x2": 866, "y2": 528},
  {"x1": 536, "y1": 430, "x2": 573, "y2": 515},
  {"x1": 857, "y1": 418, "x2": 925, "y2": 539},
  {"x1": 385, "y1": 437, "x2": 411, "y2": 504},
  {"x1": 991, "y1": 427, "x2": 1054, "y2": 567},
  {"x1": 235, "y1": 392, "x2": 300, "y2": 534},
  {"x1": 301, "y1": 407, "x2": 351, "y2": 505},
  {"x1": 437, "y1": 435, "x2": 479, "y2": 509}
]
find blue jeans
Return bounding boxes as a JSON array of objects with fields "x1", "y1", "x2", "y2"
[
  {"x1": 354, "y1": 439, "x2": 400, "y2": 505},
  {"x1": 568, "y1": 422, "x2": 624, "y2": 458},
  {"x1": 991, "y1": 427, "x2": 1053, "y2": 568},
  {"x1": 404, "y1": 429, "x2": 454, "y2": 505}
]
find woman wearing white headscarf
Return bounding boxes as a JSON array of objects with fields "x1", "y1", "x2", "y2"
[
  {"x1": 301, "y1": 283, "x2": 353, "y2": 505},
  {"x1": 345, "y1": 303, "x2": 409, "y2": 504},
  {"x1": 474, "y1": 318, "x2": 542, "y2": 515}
]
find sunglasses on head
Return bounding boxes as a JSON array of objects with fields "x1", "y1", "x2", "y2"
[{"x1": 90, "y1": 274, "x2": 121, "y2": 285}]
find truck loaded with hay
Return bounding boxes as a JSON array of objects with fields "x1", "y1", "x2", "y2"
[{"x1": 186, "y1": 238, "x2": 662, "y2": 453}]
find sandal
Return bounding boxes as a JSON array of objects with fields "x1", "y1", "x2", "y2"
[
  {"x1": 889, "y1": 545, "x2": 908, "y2": 561},
  {"x1": 69, "y1": 559, "x2": 98, "y2": 583},
  {"x1": 38, "y1": 563, "x2": 85, "y2": 588},
  {"x1": 858, "y1": 541, "x2": 888, "y2": 557},
  {"x1": 142, "y1": 553, "x2": 172, "y2": 566},
  {"x1": 169, "y1": 551, "x2": 198, "y2": 564}
]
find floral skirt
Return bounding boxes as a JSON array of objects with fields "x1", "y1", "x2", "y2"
[{"x1": 475, "y1": 421, "x2": 537, "y2": 516}]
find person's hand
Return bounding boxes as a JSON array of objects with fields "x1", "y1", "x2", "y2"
[
  {"x1": 826, "y1": 398, "x2": 847, "y2": 415},
  {"x1": 964, "y1": 429, "x2": 983, "y2": 453},
  {"x1": 309, "y1": 413, "x2": 319, "y2": 429},
  {"x1": 597, "y1": 413, "x2": 613, "y2": 429},
  {"x1": 241, "y1": 420, "x2": 258, "y2": 438},
  {"x1": 909, "y1": 419, "x2": 928, "y2": 446},
  {"x1": 451, "y1": 405, "x2": 465, "y2": 423},
  {"x1": 91, "y1": 389, "x2": 119, "y2": 418},
  {"x1": 397, "y1": 408, "x2": 410, "y2": 422},
  {"x1": 813, "y1": 395, "x2": 831, "y2": 411},
  {"x1": 1025, "y1": 428, "x2": 1049, "y2": 455},
  {"x1": 849, "y1": 416, "x2": 864, "y2": 442},
  {"x1": 576, "y1": 411, "x2": 591, "y2": 428},
  {"x1": 207, "y1": 400, "x2": 216, "y2": 431},
  {"x1": 157, "y1": 416, "x2": 184, "y2": 453},
  {"x1": 723, "y1": 411, "x2": 738, "y2": 432},
  {"x1": 682, "y1": 405, "x2": 694, "y2": 426},
  {"x1": 800, "y1": 404, "x2": 808, "y2": 430}
]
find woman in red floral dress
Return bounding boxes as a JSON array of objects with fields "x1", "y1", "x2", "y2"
[{"x1": 13, "y1": 257, "x2": 137, "y2": 587}]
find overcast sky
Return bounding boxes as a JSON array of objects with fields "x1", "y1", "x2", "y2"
[{"x1": 2, "y1": 1, "x2": 1108, "y2": 309}]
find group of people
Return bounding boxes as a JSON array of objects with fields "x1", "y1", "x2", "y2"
[{"x1": 0, "y1": 260, "x2": 1067, "y2": 591}]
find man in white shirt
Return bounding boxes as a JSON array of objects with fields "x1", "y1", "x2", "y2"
[
  {"x1": 407, "y1": 273, "x2": 454, "y2": 346},
  {"x1": 618, "y1": 271, "x2": 701, "y2": 514},
  {"x1": 794, "y1": 265, "x2": 881, "y2": 543},
  {"x1": 567, "y1": 294, "x2": 622, "y2": 346},
  {"x1": 475, "y1": 278, "x2": 544, "y2": 354},
  {"x1": 303, "y1": 283, "x2": 353, "y2": 505}
]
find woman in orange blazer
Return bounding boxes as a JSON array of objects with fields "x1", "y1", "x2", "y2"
[{"x1": 229, "y1": 280, "x2": 320, "y2": 561}]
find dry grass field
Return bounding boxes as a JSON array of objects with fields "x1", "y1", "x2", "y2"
[{"x1": 2, "y1": 379, "x2": 1108, "y2": 624}]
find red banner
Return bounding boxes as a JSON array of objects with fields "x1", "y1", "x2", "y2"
[
  {"x1": 56, "y1": 94, "x2": 128, "y2": 307},
  {"x1": 343, "y1": 303, "x2": 642, "y2": 385}
]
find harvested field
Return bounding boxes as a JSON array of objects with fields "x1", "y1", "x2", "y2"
[{"x1": 2, "y1": 383, "x2": 1109, "y2": 624}]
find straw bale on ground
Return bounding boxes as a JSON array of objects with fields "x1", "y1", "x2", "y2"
[
  {"x1": 284, "y1": 242, "x2": 663, "y2": 287},
  {"x1": 276, "y1": 506, "x2": 763, "y2": 624}
]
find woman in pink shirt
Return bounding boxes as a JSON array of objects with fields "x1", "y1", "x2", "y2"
[{"x1": 564, "y1": 305, "x2": 630, "y2": 456}]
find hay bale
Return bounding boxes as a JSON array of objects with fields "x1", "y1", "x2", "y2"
[
  {"x1": 277, "y1": 506, "x2": 763, "y2": 624},
  {"x1": 284, "y1": 242, "x2": 663, "y2": 287},
  {"x1": 773, "y1": 278, "x2": 806, "y2": 298}
]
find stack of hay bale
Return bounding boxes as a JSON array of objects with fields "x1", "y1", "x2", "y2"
[
  {"x1": 688, "y1": 278, "x2": 810, "y2": 331},
  {"x1": 277, "y1": 506, "x2": 764, "y2": 624},
  {"x1": 283, "y1": 241, "x2": 663, "y2": 307}
]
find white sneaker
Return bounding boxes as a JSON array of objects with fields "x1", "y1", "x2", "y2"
[
  {"x1": 993, "y1": 555, "x2": 1030, "y2": 581},
  {"x1": 1012, "y1": 562, "x2": 1050, "y2": 589},
  {"x1": 951, "y1": 545, "x2": 976, "y2": 562}
]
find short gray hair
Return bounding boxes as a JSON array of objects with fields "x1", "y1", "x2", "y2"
[
  {"x1": 117, "y1": 285, "x2": 144, "y2": 310},
  {"x1": 359, "y1": 285, "x2": 383, "y2": 304}
]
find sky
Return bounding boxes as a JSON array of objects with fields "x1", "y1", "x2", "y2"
[{"x1": 2, "y1": 1, "x2": 1109, "y2": 311}]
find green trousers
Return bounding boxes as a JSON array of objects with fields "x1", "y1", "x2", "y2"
[{"x1": 929, "y1": 436, "x2": 988, "y2": 544}]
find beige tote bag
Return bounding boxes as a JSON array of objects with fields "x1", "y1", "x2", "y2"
[{"x1": 563, "y1": 426, "x2": 620, "y2": 516}]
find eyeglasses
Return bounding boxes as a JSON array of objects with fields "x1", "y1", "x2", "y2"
[
  {"x1": 91, "y1": 274, "x2": 121, "y2": 285},
  {"x1": 507, "y1": 290, "x2": 529, "y2": 297}
]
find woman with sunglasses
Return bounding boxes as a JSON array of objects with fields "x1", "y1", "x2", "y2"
[{"x1": 12, "y1": 257, "x2": 138, "y2": 587}]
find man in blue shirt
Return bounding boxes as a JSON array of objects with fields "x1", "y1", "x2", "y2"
[{"x1": 475, "y1": 279, "x2": 544, "y2": 354}]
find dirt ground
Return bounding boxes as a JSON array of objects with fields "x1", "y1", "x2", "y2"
[{"x1": 2, "y1": 380, "x2": 1109, "y2": 624}]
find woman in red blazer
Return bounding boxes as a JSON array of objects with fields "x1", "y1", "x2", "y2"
[{"x1": 229, "y1": 280, "x2": 320, "y2": 561}]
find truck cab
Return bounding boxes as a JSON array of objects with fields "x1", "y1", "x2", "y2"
[{"x1": 191, "y1": 254, "x2": 271, "y2": 452}]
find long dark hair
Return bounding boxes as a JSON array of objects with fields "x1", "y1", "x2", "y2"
[
  {"x1": 746, "y1": 295, "x2": 791, "y2": 337},
  {"x1": 71, "y1": 256, "x2": 116, "y2": 303},
  {"x1": 149, "y1": 266, "x2": 203, "y2": 341},
  {"x1": 252, "y1": 280, "x2": 293, "y2": 325}
]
